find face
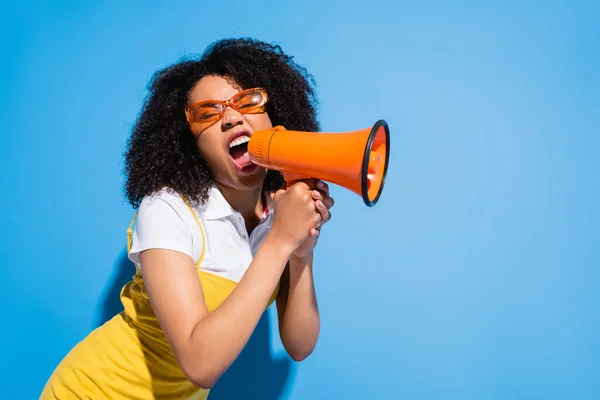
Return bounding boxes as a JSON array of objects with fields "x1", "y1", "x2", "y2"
[{"x1": 187, "y1": 75, "x2": 273, "y2": 191}]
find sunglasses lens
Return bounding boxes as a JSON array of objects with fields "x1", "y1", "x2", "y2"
[
  {"x1": 234, "y1": 90, "x2": 266, "y2": 113},
  {"x1": 191, "y1": 102, "x2": 222, "y2": 122}
]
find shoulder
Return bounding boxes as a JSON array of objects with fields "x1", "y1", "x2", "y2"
[
  {"x1": 134, "y1": 188, "x2": 205, "y2": 238},
  {"x1": 128, "y1": 188, "x2": 206, "y2": 265},
  {"x1": 139, "y1": 187, "x2": 187, "y2": 210},
  {"x1": 138, "y1": 188, "x2": 204, "y2": 219}
]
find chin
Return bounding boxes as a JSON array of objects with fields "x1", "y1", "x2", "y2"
[{"x1": 228, "y1": 164, "x2": 268, "y2": 191}]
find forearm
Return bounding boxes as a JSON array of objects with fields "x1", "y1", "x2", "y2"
[
  {"x1": 279, "y1": 253, "x2": 321, "y2": 360},
  {"x1": 184, "y1": 233, "x2": 293, "y2": 386}
]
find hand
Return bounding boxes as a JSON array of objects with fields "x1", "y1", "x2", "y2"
[
  {"x1": 293, "y1": 179, "x2": 334, "y2": 259},
  {"x1": 269, "y1": 180, "x2": 323, "y2": 254}
]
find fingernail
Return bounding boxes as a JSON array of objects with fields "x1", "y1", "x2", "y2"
[
  {"x1": 317, "y1": 181, "x2": 324, "y2": 188},
  {"x1": 317, "y1": 200, "x2": 323, "y2": 207}
]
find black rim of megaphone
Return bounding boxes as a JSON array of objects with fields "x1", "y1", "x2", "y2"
[{"x1": 361, "y1": 119, "x2": 390, "y2": 207}]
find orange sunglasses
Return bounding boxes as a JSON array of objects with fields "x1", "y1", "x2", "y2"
[{"x1": 185, "y1": 87, "x2": 269, "y2": 126}]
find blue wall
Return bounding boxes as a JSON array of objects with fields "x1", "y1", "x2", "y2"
[{"x1": 1, "y1": 1, "x2": 598, "y2": 398}]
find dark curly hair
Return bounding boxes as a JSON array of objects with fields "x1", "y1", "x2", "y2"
[{"x1": 123, "y1": 37, "x2": 320, "y2": 208}]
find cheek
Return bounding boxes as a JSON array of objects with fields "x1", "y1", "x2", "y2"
[
  {"x1": 196, "y1": 131, "x2": 224, "y2": 166},
  {"x1": 246, "y1": 113, "x2": 273, "y2": 131}
]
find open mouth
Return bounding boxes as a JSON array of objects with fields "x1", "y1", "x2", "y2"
[{"x1": 229, "y1": 134, "x2": 253, "y2": 171}]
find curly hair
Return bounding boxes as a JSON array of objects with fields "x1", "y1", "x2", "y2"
[{"x1": 123, "y1": 37, "x2": 320, "y2": 208}]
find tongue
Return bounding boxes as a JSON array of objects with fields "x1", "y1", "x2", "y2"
[{"x1": 230, "y1": 144, "x2": 251, "y2": 167}]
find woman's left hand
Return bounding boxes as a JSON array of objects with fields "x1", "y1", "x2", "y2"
[{"x1": 293, "y1": 179, "x2": 334, "y2": 259}]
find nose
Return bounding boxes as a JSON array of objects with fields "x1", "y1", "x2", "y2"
[{"x1": 221, "y1": 106, "x2": 244, "y2": 129}]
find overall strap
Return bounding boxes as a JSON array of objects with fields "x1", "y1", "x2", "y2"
[
  {"x1": 125, "y1": 195, "x2": 207, "y2": 268},
  {"x1": 127, "y1": 210, "x2": 138, "y2": 254}
]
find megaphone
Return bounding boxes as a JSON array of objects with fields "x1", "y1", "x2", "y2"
[{"x1": 248, "y1": 119, "x2": 390, "y2": 207}]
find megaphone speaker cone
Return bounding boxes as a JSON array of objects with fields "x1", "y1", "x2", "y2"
[{"x1": 247, "y1": 120, "x2": 390, "y2": 207}]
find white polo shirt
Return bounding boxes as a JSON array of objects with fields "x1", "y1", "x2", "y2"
[{"x1": 128, "y1": 186, "x2": 274, "y2": 283}]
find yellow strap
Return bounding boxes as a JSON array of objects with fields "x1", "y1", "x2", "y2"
[
  {"x1": 127, "y1": 210, "x2": 139, "y2": 253},
  {"x1": 126, "y1": 194, "x2": 207, "y2": 268}
]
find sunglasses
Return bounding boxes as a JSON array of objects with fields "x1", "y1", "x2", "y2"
[{"x1": 185, "y1": 87, "x2": 269, "y2": 126}]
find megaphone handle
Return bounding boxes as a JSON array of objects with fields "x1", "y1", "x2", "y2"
[{"x1": 283, "y1": 171, "x2": 312, "y2": 189}]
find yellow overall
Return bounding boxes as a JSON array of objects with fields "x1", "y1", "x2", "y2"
[{"x1": 41, "y1": 195, "x2": 278, "y2": 399}]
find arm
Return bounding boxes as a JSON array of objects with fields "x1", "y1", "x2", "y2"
[
  {"x1": 275, "y1": 179, "x2": 334, "y2": 361},
  {"x1": 140, "y1": 184, "x2": 321, "y2": 389},
  {"x1": 276, "y1": 253, "x2": 320, "y2": 361},
  {"x1": 141, "y1": 233, "x2": 293, "y2": 389}
]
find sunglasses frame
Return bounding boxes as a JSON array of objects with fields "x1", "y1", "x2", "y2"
[{"x1": 184, "y1": 87, "x2": 269, "y2": 124}]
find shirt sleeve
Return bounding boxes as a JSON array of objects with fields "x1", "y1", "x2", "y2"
[{"x1": 128, "y1": 193, "x2": 195, "y2": 266}]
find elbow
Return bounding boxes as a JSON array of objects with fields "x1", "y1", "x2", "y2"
[
  {"x1": 182, "y1": 365, "x2": 223, "y2": 390},
  {"x1": 189, "y1": 376, "x2": 217, "y2": 390},
  {"x1": 281, "y1": 330, "x2": 319, "y2": 362},
  {"x1": 286, "y1": 344, "x2": 316, "y2": 362},
  {"x1": 290, "y1": 350, "x2": 312, "y2": 362}
]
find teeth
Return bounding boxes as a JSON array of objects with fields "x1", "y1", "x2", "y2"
[{"x1": 229, "y1": 135, "x2": 250, "y2": 148}]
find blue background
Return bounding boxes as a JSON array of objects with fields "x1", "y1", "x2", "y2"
[{"x1": 1, "y1": 1, "x2": 598, "y2": 399}]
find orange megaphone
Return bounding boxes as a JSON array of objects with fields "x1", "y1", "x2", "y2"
[{"x1": 248, "y1": 119, "x2": 390, "y2": 207}]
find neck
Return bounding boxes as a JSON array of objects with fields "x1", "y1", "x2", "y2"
[{"x1": 216, "y1": 182, "x2": 265, "y2": 231}]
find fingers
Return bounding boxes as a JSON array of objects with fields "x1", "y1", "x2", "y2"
[
  {"x1": 315, "y1": 199, "x2": 331, "y2": 224},
  {"x1": 285, "y1": 179, "x2": 331, "y2": 199},
  {"x1": 314, "y1": 181, "x2": 331, "y2": 197},
  {"x1": 321, "y1": 194, "x2": 334, "y2": 209},
  {"x1": 273, "y1": 180, "x2": 331, "y2": 231},
  {"x1": 305, "y1": 181, "x2": 333, "y2": 229},
  {"x1": 293, "y1": 178, "x2": 329, "y2": 192},
  {"x1": 316, "y1": 180, "x2": 328, "y2": 193},
  {"x1": 311, "y1": 183, "x2": 334, "y2": 210}
]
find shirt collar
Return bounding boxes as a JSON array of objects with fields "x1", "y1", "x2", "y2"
[
  {"x1": 262, "y1": 190, "x2": 274, "y2": 220},
  {"x1": 203, "y1": 186, "x2": 274, "y2": 221},
  {"x1": 203, "y1": 186, "x2": 235, "y2": 220}
]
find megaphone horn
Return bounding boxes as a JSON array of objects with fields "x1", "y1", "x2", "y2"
[{"x1": 248, "y1": 119, "x2": 390, "y2": 207}]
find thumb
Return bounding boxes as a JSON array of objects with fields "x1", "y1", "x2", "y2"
[{"x1": 273, "y1": 188, "x2": 286, "y2": 200}]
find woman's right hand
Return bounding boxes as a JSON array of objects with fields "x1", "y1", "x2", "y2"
[{"x1": 269, "y1": 181, "x2": 321, "y2": 252}]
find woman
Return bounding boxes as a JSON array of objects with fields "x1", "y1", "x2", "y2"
[{"x1": 41, "y1": 37, "x2": 334, "y2": 399}]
